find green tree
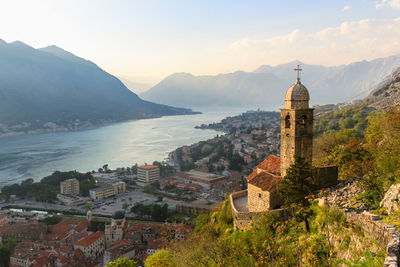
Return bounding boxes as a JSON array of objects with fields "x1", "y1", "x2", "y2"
[
  {"x1": 0, "y1": 238, "x2": 16, "y2": 267},
  {"x1": 105, "y1": 257, "x2": 136, "y2": 267},
  {"x1": 145, "y1": 249, "x2": 173, "y2": 267},
  {"x1": 122, "y1": 202, "x2": 129, "y2": 211},
  {"x1": 39, "y1": 216, "x2": 63, "y2": 225},
  {"x1": 278, "y1": 156, "x2": 315, "y2": 232}
]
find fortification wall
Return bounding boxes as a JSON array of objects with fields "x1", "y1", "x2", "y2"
[
  {"x1": 230, "y1": 190, "x2": 284, "y2": 230},
  {"x1": 342, "y1": 210, "x2": 400, "y2": 266}
]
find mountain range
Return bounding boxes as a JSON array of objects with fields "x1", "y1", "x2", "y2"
[
  {"x1": 0, "y1": 40, "x2": 194, "y2": 127},
  {"x1": 140, "y1": 56, "x2": 400, "y2": 108}
]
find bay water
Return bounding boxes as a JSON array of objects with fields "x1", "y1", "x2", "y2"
[{"x1": 0, "y1": 107, "x2": 253, "y2": 187}]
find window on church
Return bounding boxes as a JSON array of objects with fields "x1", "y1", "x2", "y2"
[
  {"x1": 258, "y1": 193, "x2": 261, "y2": 198},
  {"x1": 285, "y1": 115, "x2": 290, "y2": 128},
  {"x1": 300, "y1": 115, "x2": 307, "y2": 127}
]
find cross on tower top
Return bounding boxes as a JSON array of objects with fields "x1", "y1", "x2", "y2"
[{"x1": 294, "y1": 64, "x2": 302, "y2": 82}]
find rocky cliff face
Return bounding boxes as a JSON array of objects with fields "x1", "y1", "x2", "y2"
[{"x1": 364, "y1": 67, "x2": 400, "y2": 110}]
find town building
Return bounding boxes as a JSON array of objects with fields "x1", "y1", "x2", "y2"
[
  {"x1": 60, "y1": 178, "x2": 80, "y2": 195},
  {"x1": 74, "y1": 231, "x2": 105, "y2": 259},
  {"x1": 174, "y1": 169, "x2": 226, "y2": 190},
  {"x1": 0, "y1": 222, "x2": 47, "y2": 243},
  {"x1": 0, "y1": 213, "x2": 7, "y2": 226},
  {"x1": 113, "y1": 181, "x2": 126, "y2": 195},
  {"x1": 57, "y1": 194, "x2": 89, "y2": 206},
  {"x1": 103, "y1": 240, "x2": 135, "y2": 265},
  {"x1": 89, "y1": 181, "x2": 126, "y2": 200},
  {"x1": 89, "y1": 185, "x2": 115, "y2": 200},
  {"x1": 105, "y1": 210, "x2": 129, "y2": 248},
  {"x1": 230, "y1": 66, "x2": 338, "y2": 230},
  {"x1": 137, "y1": 165, "x2": 160, "y2": 185}
]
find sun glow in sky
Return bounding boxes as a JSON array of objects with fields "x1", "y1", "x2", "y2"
[{"x1": 0, "y1": 0, "x2": 399, "y2": 84}]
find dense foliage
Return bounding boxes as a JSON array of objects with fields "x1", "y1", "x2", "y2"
[
  {"x1": 1, "y1": 171, "x2": 96, "y2": 202},
  {"x1": 39, "y1": 215, "x2": 63, "y2": 225},
  {"x1": 0, "y1": 238, "x2": 16, "y2": 267},
  {"x1": 144, "y1": 200, "x2": 384, "y2": 266},
  {"x1": 105, "y1": 257, "x2": 137, "y2": 267},
  {"x1": 314, "y1": 107, "x2": 400, "y2": 207},
  {"x1": 314, "y1": 105, "x2": 372, "y2": 137},
  {"x1": 131, "y1": 203, "x2": 169, "y2": 222}
]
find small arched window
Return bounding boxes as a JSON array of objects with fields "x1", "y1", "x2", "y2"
[
  {"x1": 300, "y1": 115, "x2": 307, "y2": 127},
  {"x1": 285, "y1": 115, "x2": 290, "y2": 128}
]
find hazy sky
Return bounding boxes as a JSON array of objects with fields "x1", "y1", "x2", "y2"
[{"x1": 0, "y1": 0, "x2": 399, "y2": 84}]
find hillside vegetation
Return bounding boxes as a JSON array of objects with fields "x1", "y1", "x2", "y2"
[{"x1": 145, "y1": 200, "x2": 384, "y2": 266}]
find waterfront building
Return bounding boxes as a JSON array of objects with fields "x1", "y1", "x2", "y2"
[
  {"x1": 137, "y1": 165, "x2": 160, "y2": 185},
  {"x1": 60, "y1": 178, "x2": 80, "y2": 195},
  {"x1": 174, "y1": 169, "x2": 226, "y2": 190},
  {"x1": 74, "y1": 231, "x2": 105, "y2": 259},
  {"x1": 89, "y1": 181, "x2": 126, "y2": 200},
  {"x1": 89, "y1": 185, "x2": 115, "y2": 200},
  {"x1": 113, "y1": 181, "x2": 126, "y2": 194},
  {"x1": 57, "y1": 194, "x2": 89, "y2": 206}
]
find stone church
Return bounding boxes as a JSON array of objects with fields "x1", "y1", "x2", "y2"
[{"x1": 230, "y1": 66, "x2": 338, "y2": 230}]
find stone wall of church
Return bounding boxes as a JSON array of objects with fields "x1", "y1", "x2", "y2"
[
  {"x1": 280, "y1": 109, "x2": 314, "y2": 177},
  {"x1": 313, "y1": 166, "x2": 338, "y2": 189},
  {"x1": 247, "y1": 184, "x2": 271, "y2": 212},
  {"x1": 230, "y1": 190, "x2": 284, "y2": 230}
]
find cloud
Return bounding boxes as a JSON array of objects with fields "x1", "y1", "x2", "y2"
[
  {"x1": 342, "y1": 5, "x2": 352, "y2": 11},
  {"x1": 376, "y1": 0, "x2": 400, "y2": 9},
  {"x1": 228, "y1": 17, "x2": 400, "y2": 67}
]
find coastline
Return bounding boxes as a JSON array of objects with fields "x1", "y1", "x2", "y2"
[{"x1": 0, "y1": 111, "x2": 201, "y2": 140}]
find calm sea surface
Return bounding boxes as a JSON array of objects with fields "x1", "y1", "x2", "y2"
[{"x1": 0, "y1": 107, "x2": 258, "y2": 187}]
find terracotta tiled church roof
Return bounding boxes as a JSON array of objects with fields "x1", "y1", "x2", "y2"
[
  {"x1": 246, "y1": 170, "x2": 258, "y2": 182},
  {"x1": 256, "y1": 155, "x2": 281, "y2": 175},
  {"x1": 248, "y1": 172, "x2": 282, "y2": 191}
]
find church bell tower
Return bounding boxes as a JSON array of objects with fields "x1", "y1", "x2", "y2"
[{"x1": 280, "y1": 65, "x2": 313, "y2": 177}]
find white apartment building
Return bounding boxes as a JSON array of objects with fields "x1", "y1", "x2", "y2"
[
  {"x1": 89, "y1": 181, "x2": 126, "y2": 200},
  {"x1": 137, "y1": 165, "x2": 160, "y2": 185},
  {"x1": 60, "y1": 178, "x2": 80, "y2": 195}
]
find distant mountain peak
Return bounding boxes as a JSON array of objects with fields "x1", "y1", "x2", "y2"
[
  {"x1": 141, "y1": 54, "x2": 400, "y2": 108},
  {"x1": 9, "y1": 40, "x2": 35, "y2": 50},
  {"x1": 39, "y1": 45, "x2": 84, "y2": 62}
]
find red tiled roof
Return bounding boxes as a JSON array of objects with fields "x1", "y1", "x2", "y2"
[
  {"x1": 256, "y1": 155, "x2": 281, "y2": 175},
  {"x1": 248, "y1": 172, "x2": 282, "y2": 191},
  {"x1": 138, "y1": 165, "x2": 158, "y2": 170},
  {"x1": 74, "y1": 231, "x2": 104, "y2": 247},
  {"x1": 49, "y1": 224, "x2": 70, "y2": 233},
  {"x1": 73, "y1": 220, "x2": 88, "y2": 233},
  {"x1": 246, "y1": 170, "x2": 258, "y2": 182}
]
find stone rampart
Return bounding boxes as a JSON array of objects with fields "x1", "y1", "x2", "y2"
[
  {"x1": 343, "y1": 210, "x2": 400, "y2": 266},
  {"x1": 230, "y1": 190, "x2": 284, "y2": 230}
]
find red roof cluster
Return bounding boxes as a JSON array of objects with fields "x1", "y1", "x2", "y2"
[{"x1": 74, "y1": 231, "x2": 104, "y2": 247}]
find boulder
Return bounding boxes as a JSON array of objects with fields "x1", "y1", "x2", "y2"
[{"x1": 381, "y1": 184, "x2": 400, "y2": 215}]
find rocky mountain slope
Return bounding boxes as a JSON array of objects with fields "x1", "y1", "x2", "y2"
[
  {"x1": 141, "y1": 56, "x2": 400, "y2": 108},
  {"x1": 0, "y1": 40, "x2": 193, "y2": 127},
  {"x1": 364, "y1": 66, "x2": 400, "y2": 110}
]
